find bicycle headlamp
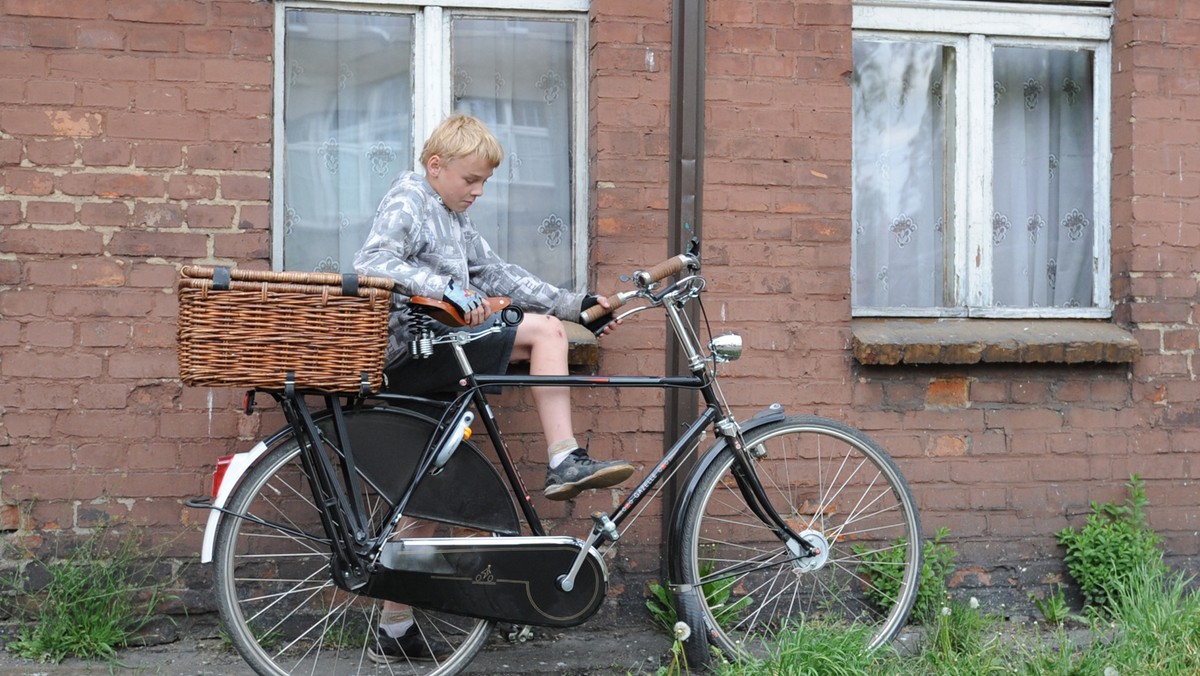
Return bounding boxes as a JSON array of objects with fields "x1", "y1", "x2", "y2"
[{"x1": 709, "y1": 333, "x2": 743, "y2": 362}]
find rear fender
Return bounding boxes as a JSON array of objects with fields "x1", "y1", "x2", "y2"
[{"x1": 200, "y1": 440, "x2": 271, "y2": 563}]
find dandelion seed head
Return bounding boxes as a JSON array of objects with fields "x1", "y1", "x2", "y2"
[
  {"x1": 941, "y1": 606, "x2": 952, "y2": 616},
  {"x1": 969, "y1": 597, "x2": 980, "y2": 609},
  {"x1": 673, "y1": 622, "x2": 691, "y2": 641}
]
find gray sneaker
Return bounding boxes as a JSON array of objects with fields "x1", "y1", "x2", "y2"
[{"x1": 544, "y1": 449, "x2": 634, "y2": 501}]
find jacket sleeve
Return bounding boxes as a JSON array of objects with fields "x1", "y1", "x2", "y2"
[
  {"x1": 461, "y1": 219, "x2": 587, "y2": 322},
  {"x1": 354, "y1": 187, "x2": 452, "y2": 299}
]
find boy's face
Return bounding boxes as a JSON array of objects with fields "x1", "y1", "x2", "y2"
[{"x1": 427, "y1": 152, "x2": 494, "y2": 213}]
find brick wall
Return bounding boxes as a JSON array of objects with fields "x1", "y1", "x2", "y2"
[
  {"x1": 0, "y1": 1, "x2": 274, "y2": 581},
  {"x1": 1, "y1": 0, "x2": 1198, "y2": 625}
]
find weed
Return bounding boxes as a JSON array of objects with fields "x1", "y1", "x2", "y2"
[
  {"x1": 1029, "y1": 584, "x2": 1075, "y2": 626},
  {"x1": 714, "y1": 619, "x2": 892, "y2": 676},
  {"x1": 0, "y1": 525, "x2": 175, "y2": 664},
  {"x1": 646, "y1": 558, "x2": 752, "y2": 634},
  {"x1": 855, "y1": 525, "x2": 957, "y2": 623},
  {"x1": 1096, "y1": 561, "x2": 1200, "y2": 674},
  {"x1": 1057, "y1": 474, "x2": 1165, "y2": 615}
]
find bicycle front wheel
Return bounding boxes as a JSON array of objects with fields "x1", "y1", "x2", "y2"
[
  {"x1": 678, "y1": 415, "x2": 921, "y2": 657},
  {"x1": 212, "y1": 409, "x2": 496, "y2": 676}
]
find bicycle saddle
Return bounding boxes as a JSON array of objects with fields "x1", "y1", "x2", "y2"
[{"x1": 409, "y1": 295, "x2": 512, "y2": 327}]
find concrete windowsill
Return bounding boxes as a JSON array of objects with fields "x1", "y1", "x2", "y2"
[
  {"x1": 851, "y1": 318, "x2": 1140, "y2": 366},
  {"x1": 508, "y1": 321, "x2": 600, "y2": 373}
]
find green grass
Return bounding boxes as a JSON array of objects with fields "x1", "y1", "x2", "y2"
[
  {"x1": 0, "y1": 526, "x2": 175, "y2": 664},
  {"x1": 710, "y1": 563, "x2": 1200, "y2": 676}
]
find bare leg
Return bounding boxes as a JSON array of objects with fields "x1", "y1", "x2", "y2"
[{"x1": 508, "y1": 314, "x2": 575, "y2": 454}]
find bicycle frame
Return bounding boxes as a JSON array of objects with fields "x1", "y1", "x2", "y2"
[{"x1": 201, "y1": 266, "x2": 818, "y2": 598}]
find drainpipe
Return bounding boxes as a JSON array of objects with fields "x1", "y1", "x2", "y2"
[{"x1": 662, "y1": 0, "x2": 704, "y2": 559}]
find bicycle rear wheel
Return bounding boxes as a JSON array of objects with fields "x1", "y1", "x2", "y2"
[
  {"x1": 677, "y1": 415, "x2": 921, "y2": 657},
  {"x1": 212, "y1": 407, "x2": 505, "y2": 676}
]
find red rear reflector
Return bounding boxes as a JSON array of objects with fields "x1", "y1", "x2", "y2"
[{"x1": 213, "y1": 455, "x2": 234, "y2": 499}]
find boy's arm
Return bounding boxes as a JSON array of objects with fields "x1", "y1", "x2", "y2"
[
  {"x1": 354, "y1": 193, "x2": 452, "y2": 299},
  {"x1": 462, "y1": 223, "x2": 587, "y2": 321}
]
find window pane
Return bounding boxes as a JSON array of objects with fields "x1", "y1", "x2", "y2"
[
  {"x1": 282, "y1": 10, "x2": 414, "y2": 273},
  {"x1": 852, "y1": 40, "x2": 948, "y2": 309},
  {"x1": 452, "y1": 18, "x2": 575, "y2": 288},
  {"x1": 991, "y1": 47, "x2": 1094, "y2": 308}
]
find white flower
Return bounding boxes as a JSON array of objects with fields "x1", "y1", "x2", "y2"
[
  {"x1": 968, "y1": 597, "x2": 979, "y2": 609},
  {"x1": 673, "y1": 621, "x2": 691, "y2": 641},
  {"x1": 940, "y1": 606, "x2": 952, "y2": 616},
  {"x1": 1103, "y1": 667, "x2": 1119, "y2": 676}
]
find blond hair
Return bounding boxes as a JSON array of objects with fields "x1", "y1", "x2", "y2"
[{"x1": 420, "y1": 114, "x2": 504, "y2": 168}]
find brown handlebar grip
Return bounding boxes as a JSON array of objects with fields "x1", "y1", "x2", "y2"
[
  {"x1": 638, "y1": 254, "x2": 689, "y2": 286},
  {"x1": 580, "y1": 293, "x2": 627, "y2": 324}
]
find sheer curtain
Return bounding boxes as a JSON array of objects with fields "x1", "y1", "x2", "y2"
[
  {"x1": 282, "y1": 11, "x2": 414, "y2": 273},
  {"x1": 852, "y1": 41, "x2": 1095, "y2": 311},
  {"x1": 452, "y1": 18, "x2": 576, "y2": 289},
  {"x1": 991, "y1": 47, "x2": 1094, "y2": 308},
  {"x1": 852, "y1": 40, "x2": 947, "y2": 310}
]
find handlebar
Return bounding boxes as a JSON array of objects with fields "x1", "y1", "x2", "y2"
[{"x1": 580, "y1": 254, "x2": 697, "y2": 324}]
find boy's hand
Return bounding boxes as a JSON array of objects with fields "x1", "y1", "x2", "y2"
[
  {"x1": 580, "y1": 294, "x2": 621, "y2": 336},
  {"x1": 444, "y1": 280, "x2": 489, "y2": 326}
]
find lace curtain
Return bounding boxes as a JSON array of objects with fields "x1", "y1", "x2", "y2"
[
  {"x1": 852, "y1": 41, "x2": 1095, "y2": 311},
  {"x1": 282, "y1": 11, "x2": 414, "y2": 273},
  {"x1": 280, "y1": 11, "x2": 577, "y2": 288},
  {"x1": 452, "y1": 18, "x2": 576, "y2": 289}
]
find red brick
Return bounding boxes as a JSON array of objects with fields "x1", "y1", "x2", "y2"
[
  {"x1": 185, "y1": 203, "x2": 236, "y2": 229},
  {"x1": 130, "y1": 26, "x2": 181, "y2": 53},
  {"x1": 219, "y1": 174, "x2": 267, "y2": 200},
  {"x1": 133, "y1": 142, "x2": 184, "y2": 168},
  {"x1": 6, "y1": 0, "x2": 108, "y2": 19},
  {"x1": 184, "y1": 29, "x2": 232, "y2": 54},
  {"x1": 168, "y1": 174, "x2": 218, "y2": 200},
  {"x1": 80, "y1": 321, "x2": 132, "y2": 347},
  {"x1": 107, "y1": 231, "x2": 207, "y2": 258},
  {"x1": 3, "y1": 168, "x2": 56, "y2": 195},
  {"x1": 0, "y1": 227, "x2": 102, "y2": 255},
  {"x1": 107, "y1": 111, "x2": 206, "y2": 141},
  {"x1": 80, "y1": 81, "x2": 132, "y2": 108},
  {"x1": 81, "y1": 140, "x2": 133, "y2": 166},
  {"x1": 3, "y1": 351, "x2": 103, "y2": 378},
  {"x1": 133, "y1": 202, "x2": 185, "y2": 228},
  {"x1": 79, "y1": 202, "x2": 132, "y2": 227},
  {"x1": 78, "y1": 25, "x2": 126, "y2": 51},
  {"x1": 25, "y1": 201, "x2": 76, "y2": 224},
  {"x1": 26, "y1": 79, "x2": 76, "y2": 105},
  {"x1": 0, "y1": 51, "x2": 46, "y2": 77}
]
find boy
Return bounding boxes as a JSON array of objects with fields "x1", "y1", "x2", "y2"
[{"x1": 354, "y1": 113, "x2": 632, "y2": 662}]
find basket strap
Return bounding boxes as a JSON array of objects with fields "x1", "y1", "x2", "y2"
[
  {"x1": 341, "y1": 273, "x2": 360, "y2": 297},
  {"x1": 212, "y1": 266, "x2": 232, "y2": 291}
]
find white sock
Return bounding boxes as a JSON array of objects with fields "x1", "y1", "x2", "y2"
[
  {"x1": 381, "y1": 618, "x2": 414, "y2": 638},
  {"x1": 548, "y1": 437, "x2": 580, "y2": 468}
]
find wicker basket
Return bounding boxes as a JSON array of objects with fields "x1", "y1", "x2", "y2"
[{"x1": 177, "y1": 266, "x2": 394, "y2": 393}]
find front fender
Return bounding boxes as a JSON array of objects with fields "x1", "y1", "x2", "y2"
[{"x1": 666, "y1": 403, "x2": 786, "y2": 582}]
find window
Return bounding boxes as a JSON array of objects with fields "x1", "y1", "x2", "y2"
[
  {"x1": 851, "y1": 1, "x2": 1112, "y2": 318},
  {"x1": 273, "y1": 1, "x2": 589, "y2": 289}
]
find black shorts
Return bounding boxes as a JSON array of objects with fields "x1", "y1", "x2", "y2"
[{"x1": 382, "y1": 318, "x2": 517, "y2": 396}]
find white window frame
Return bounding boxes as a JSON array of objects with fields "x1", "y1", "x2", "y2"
[
  {"x1": 852, "y1": 0, "x2": 1114, "y2": 318},
  {"x1": 271, "y1": 0, "x2": 591, "y2": 289}
]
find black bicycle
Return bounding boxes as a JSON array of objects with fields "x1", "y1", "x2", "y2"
[{"x1": 189, "y1": 246, "x2": 922, "y2": 675}]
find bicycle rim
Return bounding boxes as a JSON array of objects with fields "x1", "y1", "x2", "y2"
[
  {"x1": 212, "y1": 435, "x2": 491, "y2": 676},
  {"x1": 679, "y1": 415, "x2": 921, "y2": 656}
]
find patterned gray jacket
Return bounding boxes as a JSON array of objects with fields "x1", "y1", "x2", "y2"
[{"x1": 354, "y1": 171, "x2": 587, "y2": 367}]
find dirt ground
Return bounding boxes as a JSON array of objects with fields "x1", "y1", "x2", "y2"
[{"x1": 0, "y1": 625, "x2": 675, "y2": 676}]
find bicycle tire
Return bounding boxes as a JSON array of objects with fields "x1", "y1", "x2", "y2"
[
  {"x1": 212, "y1": 406, "x2": 504, "y2": 676},
  {"x1": 677, "y1": 415, "x2": 922, "y2": 658}
]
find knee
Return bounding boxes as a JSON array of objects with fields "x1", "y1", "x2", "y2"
[{"x1": 519, "y1": 314, "x2": 567, "y2": 346}]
